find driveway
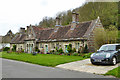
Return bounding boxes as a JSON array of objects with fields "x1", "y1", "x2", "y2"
[
  {"x1": 2, "y1": 58, "x2": 113, "y2": 78},
  {"x1": 56, "y1": 59, "x2": 119, "y2": 74}
]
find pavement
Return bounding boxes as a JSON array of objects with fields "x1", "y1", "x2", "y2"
[
  {"x1": 56, "y1": 59, "x2": 119, "y2": 74},
  {"x1": 1, "y1": 58, "x2": 113, "y2": 78}
]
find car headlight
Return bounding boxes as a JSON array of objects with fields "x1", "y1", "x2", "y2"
[
  {"x1": 106, "y1": 53, "x2": 110, "y2": 58},
  {"x1": 91, "y1": 54, "x2": 94, "y2": 57}
]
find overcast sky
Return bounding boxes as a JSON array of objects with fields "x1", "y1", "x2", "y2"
[{"x1": 0, "y1": 0, "x2": 86, "y2": 36}]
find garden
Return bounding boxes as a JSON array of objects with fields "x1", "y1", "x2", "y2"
[{"x1": 0, "y1": 44, "x2": 92, "y2": 67}]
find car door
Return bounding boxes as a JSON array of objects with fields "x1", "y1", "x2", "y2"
[{"x1": 116, "y1": 45, "x2": 120, "y2": 61}]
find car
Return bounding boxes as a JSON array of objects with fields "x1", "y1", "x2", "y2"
[{"x1": 90, "y1": 44, "x2": 120, "y2": 65}]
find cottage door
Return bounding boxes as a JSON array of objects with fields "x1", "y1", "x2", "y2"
[
  {"x1": 30, "y1": 44, "x2": 32, "y2": 53},
  {"x1": 45, "y1": 45, "x2": 48, "y2": 53},
  {"x1": 65, "y1": 45, "x2": 68, "y2": 53}
]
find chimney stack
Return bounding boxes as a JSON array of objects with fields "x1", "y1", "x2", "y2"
[
  {"x1": 71, "y1": 12, "x2": 79, "y2": 30},
  {"x1": 20, "y1": 27, "x2": 25, "y2": 34},
  {"x1": 55, "y1": 17, "x2": 61, "y2": 27}
]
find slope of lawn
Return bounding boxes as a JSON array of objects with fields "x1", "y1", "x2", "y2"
[
  {"x1": 104, "y1": 66, "x2": 120, "y2": 78},
  {"x1": 0, "y1": 52, "x2": 88, "y2": 67}
]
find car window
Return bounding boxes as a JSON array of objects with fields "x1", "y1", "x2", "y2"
[
  {"x1": 99, "y1": 45, "x2": 116, "y2": 51},
  {"x1": 116, "y1": 45, "x2": 120, "y2": 51}
]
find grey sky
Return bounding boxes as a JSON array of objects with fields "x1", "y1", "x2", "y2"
[{"x1": 0, "y1": 0, "x2": 86, "y2": 36}]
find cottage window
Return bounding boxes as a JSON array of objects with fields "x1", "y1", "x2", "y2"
[
  {"x1": 75, "y1": 43, "x2": 80, "y2": 49},
  {"x1": 75, "y1": 43, "x2": 77, "y2": 49},
  {"x1": 52, "y1": 43, "x2": 55, "y2": 49},
  {"x1": 56, "y1": 43, "x2": 59, "y2": 49},
  {"x1": 40, "y1": 43, "x2": 42, "y2": 48}
]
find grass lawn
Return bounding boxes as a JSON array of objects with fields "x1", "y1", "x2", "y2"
[
  {"x1": 104, "y1": 66, "x2": 120, "y2": 78},
  {"x1": 0, "y1": 52, "x2": 88, "y2": 67}
]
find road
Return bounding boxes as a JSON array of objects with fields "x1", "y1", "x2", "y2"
[{"x1": 2, "y1": 58, "x2": 114, "y2": 78}]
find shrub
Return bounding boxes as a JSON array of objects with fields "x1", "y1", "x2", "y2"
[
  {"x1": 56, "y1": 47, "x2": 58, "y2": 52},
  {"x1": 54, "y1": 52, "x2": 59, "y2": 55},
  {"x1": 83, "y1": 53, "x2": 92, "y2": 58},
  {"x1": 3, "y1": 47, "x2": 10, "y2": 51},
  {"x1": 50, "y1": 50, "x2": 55, "y2": 54},
  {"x1": 58, "y1": 48, "x2": 64, "y2": 54},
  {"x1": 21, "y1": 49, "x2": 24, "y2": 52},
  {"x1": 12, "y1": 45, "x2": 16, "y2": 52},
  {"x1": 82, "y1": 44, "x2": 89, "y2": 53},
  {"x1": 35, "y1": 46, "x2": 40, "y2": 52},
  {"x1": 73, "y1": 53, "x2": 78, "y2": 56},
  {"x1": 67, "y1": 44, "x2": 72, "y2": 53},
  {"x1": 72, "y1": 48, "x2": 76, "y2": 53}
]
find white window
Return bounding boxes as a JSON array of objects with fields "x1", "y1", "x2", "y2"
[
  {"x1": 52, "y1": 43, "x2": 55, "y2": 49},
  {"x1": 75, "y1": 43, "x2": 80, "y2": 49},
  {"x1": 40, "y1": 43, "x2": 43, "y2": 48}
]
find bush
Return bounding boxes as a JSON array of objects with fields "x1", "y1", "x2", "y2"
[
  {"x1": 35, "y1": 46, "x2": 40, "y2": 52},
  {"x1": 21, "y1": 49, "x2": 24, "y2": 52},
  {"x1": 67, "y1": 44, "x2": 72, "y2": 53},
  {"x1": 72, "y1": 48, "x2": 76, "y2": 53},
  {"x1": 12, "y1": 45, "x2": 16, "y2": 52},
  {"x1": 3, "y1": 47, "x2": 10, "y2": 51},
  {"x1": 82, "y1": 44, "x2": 89, "y2": 53},
  {"x1": 58, "y1": 48, "x2": 64, "y2": 54},
  {"x1": 82, "y1": 53, "x2": 92, "y2": 58},
  {"x1": 54, "y1": 52, "x2": 59, "y2": 55},
  {"x1": 73, "y1": 53, "x2": 78, "y2": 56},
  {"x1": 50, "y1": 50, "x2": 55, "y2": 54},
  {"x1": 56, "y1": 47, "x2": 58, "y2": 52}
]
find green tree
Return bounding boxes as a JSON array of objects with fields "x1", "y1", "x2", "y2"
[
  {"x1": 12, "y1": 45, "x2": 16, "y2": 52},
  {"x1": 94, "y1": 25, "x2": 118, "y2": 50},
  {"x1": 67, "y1": 44, "x2": 72, "y2": 53}
]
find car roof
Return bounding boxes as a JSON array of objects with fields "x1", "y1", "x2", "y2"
[{"x1": 103, "y1": 44, "x2": 120, "y2": 46}]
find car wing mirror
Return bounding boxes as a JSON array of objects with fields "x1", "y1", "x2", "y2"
[{"x1": 118, "y1": 49, "x2": 120, "y2": 52}]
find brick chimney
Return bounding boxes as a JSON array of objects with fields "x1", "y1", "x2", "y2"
[{"x1": 71, "y1": 12, "x2": 79, "y2": 30}]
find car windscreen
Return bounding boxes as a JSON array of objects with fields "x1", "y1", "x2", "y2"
[{"x1": 99, "y1": 45, "x2": 116, "y2": 51}]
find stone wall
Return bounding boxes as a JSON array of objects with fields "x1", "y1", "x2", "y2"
[
  {"x1": 38, "y1": 40, "x2": 87, "y2": 53},
  {"x1": 87, "y1": 18, "x2": 104, "y2": 52}
]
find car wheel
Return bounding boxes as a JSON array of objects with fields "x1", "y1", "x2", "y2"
[
  {"x1": 91, "y1": 61, "x2": 96, "y2": 65},
  {"x1": 112, "y1": 57, "x2": 117, "y2": 65}
]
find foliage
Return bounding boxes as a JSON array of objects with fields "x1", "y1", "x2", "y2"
[
  {"x1": 104, "y1": 66, "x2": 120, "y2": 78},
  {"x1": 78, "y1": 46, "x2": 84, "y2": 53},
  {"x1": 50, "y1": 50, "x2": 55, "y2": 54},
  {"x1": 94, "y1": 25, "x2": 118, "y2": 50},
  {"x1": 0, "y1": 51, "x2": 86, "y2": 67},
  {"x1": 73, "y1": 53, "x2": 78, "y2": 56},
  {"x1": 105, "y1": 25, "x2": 118, "y2": 43},
  {"x1": 38, "y1": 2, "x2": 118, "y2": 29},
  {"x1": 82, "y1": 45, "x2": 89, "y2": 53},
  {"x1": 72, "y1": 48, "x2": 76, "y2": 53},
  {"x1": 12, "y1": 45, "x2": 16, "y2": 52},
  {"x1": 67, "y1": 44, "x2": 72, "y2": 53},
  {"x1": 58, "y1": 48, "x2": 64, "y2": 54},
  {"x1": 54, "y1": 52, "x2": 59, "y2": 55},
  {"x1": 35, "y1": 46, "x2": 40, "y2": 52},
  {"x1": 82, "y1": 53, "x2": 92, "y2": 58},
  {"x1": 56, "y1": 47, "x2": 58, "y2": 52},
  {"x1": 3, "y1": 47, "x2": 10, "y2": 51}
]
